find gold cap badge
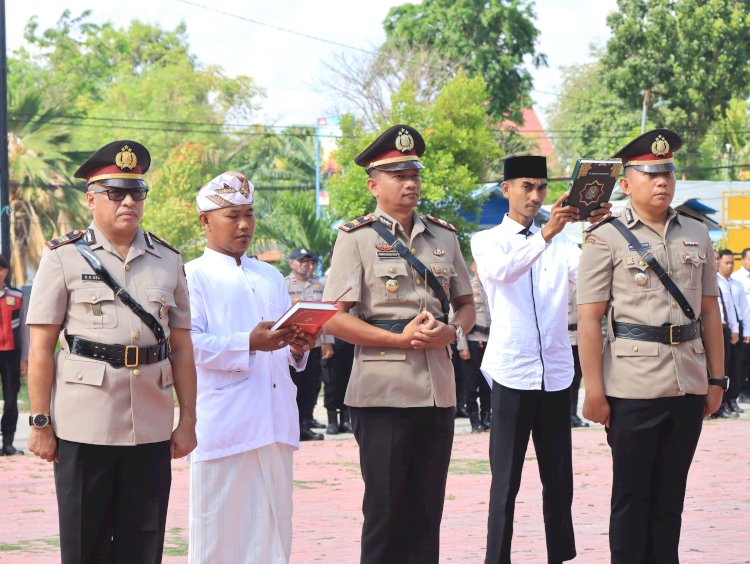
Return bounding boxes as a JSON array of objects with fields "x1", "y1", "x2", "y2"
[
  {"x1": 115, "y1": 145, "x2": 138, "y2": 171},
  {"x1": 395, "y1": 128, "x2": 415, "y2": 153},
  {"x1": 651, "y1": 135, "x2": 670, "y2": 157}
]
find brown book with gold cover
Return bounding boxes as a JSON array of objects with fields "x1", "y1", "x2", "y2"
[{"x1": 565, "y1": 159, "x2": 622, "y2": 220}]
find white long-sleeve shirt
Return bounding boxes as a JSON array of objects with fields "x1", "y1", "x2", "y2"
[
  {"x1": 717, "y1": 274, "x2": 739, "y2": 334},
  {"x1": 471, "y1": 215, "x2": 577, "y2": 391},
  {"x1": 186, "y1": 247, "x2": 307, "y2": 463}
]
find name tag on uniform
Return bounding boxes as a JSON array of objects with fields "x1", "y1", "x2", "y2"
[
  {"x1": 627, "y1": 242, "x2": 651, "y2": 251},
  {"x1": 81, "y1": 274, "x2": 101, "y2": 282},
  {"x1": 377, "y1": 251, "x2": 400, "y2": 259}
]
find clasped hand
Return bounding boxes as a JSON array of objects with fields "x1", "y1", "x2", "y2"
[{"x1": 403, "y1": 311, "x2": 454, "y2": 350}]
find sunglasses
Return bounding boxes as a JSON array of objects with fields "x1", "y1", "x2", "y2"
[{"x1": 90, "y1": 188, "x2": 149, "y2": 202}]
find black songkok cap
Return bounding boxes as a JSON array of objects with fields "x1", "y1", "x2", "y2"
[{"x1": 503, "y1": 155, "x2": 547, "y2": 181}]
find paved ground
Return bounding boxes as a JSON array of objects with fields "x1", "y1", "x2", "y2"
[{"x1": 1, "y1": 403, "x2": 749, "y2": 564}]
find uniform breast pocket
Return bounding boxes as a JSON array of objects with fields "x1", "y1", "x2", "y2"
[
  {"x1": 73, "y1": 287, "x2": 118, "y2": 328},
  {"x1": 146, "y1": 288, "x2": 177, "y2": 326},
  {"x1": 430, "y1": 262, "x2": 457, "y2": 298},
  {"x1": 673, "y1": 250, "x2": 706, "y2": 289},
  {"x1": 372, "y1": 262, "x2": 409, "y2": 302},
  {"x1": 62, "y1": 357, "x2": 106, "y2": 387},
  {"x1": 619, "y1": 252, "x2": 653, "y2": 291}
]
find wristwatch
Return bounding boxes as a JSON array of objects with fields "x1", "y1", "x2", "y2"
[
  {"x1": 29, "y1": 413, "x2": 52, "y2": 429},
  {"x1": 708, "y1": 377, "x2": 730, "y2": 391},
  {"x1": 452, "y1": 324, "x2": 464, "y2": 344}
]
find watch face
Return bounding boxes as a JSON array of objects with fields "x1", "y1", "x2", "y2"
[{"x1": 33, "y1": 414, "x2": 49, "y2": 428}]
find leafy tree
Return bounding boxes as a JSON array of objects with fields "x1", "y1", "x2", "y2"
[
  {"x1": 141, "y1": 143, "x2": 218, "y2": 261},
  {"x1": 602, "y1": 0, "x2": 750, "y2": 169},
  {"x1": 546, "y1": 59, "x2": 643, "y2": 173},
  {"x1": 328, "y1": 72, "x2": 500, "y2": 251},
  {"x1": 7, "y1": 91, "x2": 87, "y2": 283},
  {"x1": 698, "y1": 98, "x2": 750, "y2": 181},
  {"x1": 383, "y1": 0, "x2": 544, "y2": 121}
]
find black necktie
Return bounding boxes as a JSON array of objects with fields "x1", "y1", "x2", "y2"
[{"x1": 519, "y1": 227, "x2": 533, "y2": 238}]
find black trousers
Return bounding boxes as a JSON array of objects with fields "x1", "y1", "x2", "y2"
[
  {"x1": 0, "y1": 349, "x2": 21, "y2": 443},
  {"x1": 324, "y1": 338, "x2": 354, "y2": 412},
  {"x1": 349, "y1": 406, "x2": 455, "y2": 564},
  {"x1": 463, "y1": 340, "x2": 491, "y2": 415},
  {"x1": 570, "y1": 345, "x2": 583, "y2": 416},
  {"x1": 607, "y1": 394, "x2": 704, "y2": 564},
  {"x1": 55, "y1": 439, "x2": 172, "y2": 564},
  {"x1": 728, "y1": 339, "x2": 745, "y2": 401},
  {"x1": 290, "y1": 346, "x2": 322, "y2": 422},
  {"x1": 485, "y1": 383, "x2": 575, "y2": 564}
]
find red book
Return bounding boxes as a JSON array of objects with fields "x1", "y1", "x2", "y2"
[{"x1": 271, "y1": 301, "x2": 339, "y2": 334}]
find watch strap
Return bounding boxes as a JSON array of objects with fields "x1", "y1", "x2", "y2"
[{"x1": 708, "y1": 377, "x2": 729, "y2": 390}]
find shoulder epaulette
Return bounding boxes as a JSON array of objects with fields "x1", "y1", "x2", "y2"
[
  {"x1": 339, "y1": 215, "x2": 376, "y2": 232},
  {"x1": 583, "y1": 216, "x2": 614, "y2": 234},
  {"x1": 677, "y1": 210, "x2": 705, "y2": 224},
  {"x1": 148, "y1": 232, "x2": 180, "y2": 254},
  {"x1": 45, "y1": 229, "x2": 84, "y2": 249},
  {"x1": 422, "y1": 214, "x2": 457, "y2": 232}
]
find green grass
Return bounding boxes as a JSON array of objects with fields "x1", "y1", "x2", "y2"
[
  {"x1": 163, "y1": 527, "x2": 189, "y2": 557},
  {"x1": 0, "y1": 536, "x2": 59, "y2": 553},
  {"x1": 449, "y1": 458, "x2": 491, "y2": 475},
  {"x1": 294, "y1": 479, "x2": 327, "y2": 489}
]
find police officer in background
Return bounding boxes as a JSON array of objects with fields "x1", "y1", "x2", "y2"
[
  {"x1": 323, "y1": 124, "x2": 475, "y2": 563},
  {"x1": 26, "y1": 141, "x2": 197, "y2": 564},
  {"x1": 578, "y1": 129, "x2": 724, "y2": 563},
  {"x1": 285, "y1": 247, "x2": 334, "y2": 440},
  {"x1": 0, "y1": 255, "x2": 27, "y2": 455},
  {"x1": 458, "y1": 261, "x2": 492, "y2": 432}
]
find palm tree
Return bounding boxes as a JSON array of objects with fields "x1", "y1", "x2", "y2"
[{"x1": 7, "y1": 90, "x2": 86, "y2": 283}]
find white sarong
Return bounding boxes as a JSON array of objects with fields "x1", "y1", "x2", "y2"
[{"x1": 189, "y1": 443, "x2": 294, "y2": 564}]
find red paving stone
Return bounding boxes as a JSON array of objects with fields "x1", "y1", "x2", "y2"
[{"x1": 1, "y1": 418, "x2": 748, "y2": 563}]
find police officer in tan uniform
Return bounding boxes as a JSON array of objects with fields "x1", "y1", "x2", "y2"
[
  {"x1": 25, "y1": 141, "x2": 197, "y2": 564},
  {"x1": 323, "y1": 124, "x2": 475, "y2": 564},
  {"x1": 577, "y1": 129, "x2": 724, "y2": 563},
  {"x1": 284, "y1": 247, "x2": 334, "y2": 439}
]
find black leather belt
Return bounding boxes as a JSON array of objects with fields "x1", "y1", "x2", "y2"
[
  {"x1": 568, "y1": 323, "x2": 578, "y2": 330},
  {"x1": 66, "y1": 335, "x2": 169, "y2": 368},
  {"x1": 471, "y1": 324, "x2": 490, "y2": 334},
  {"x1": 365, "y1": 318, "x2": 414, "y2": 334},
  {"x1": 612, "y1": 320, "x2": 701, "y2": 345}
]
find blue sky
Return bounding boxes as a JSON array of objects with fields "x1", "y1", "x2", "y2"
[{"x1": 6, "y1": 0, "x2": 617, "y2": 127}]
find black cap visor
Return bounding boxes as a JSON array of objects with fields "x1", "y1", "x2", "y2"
[
  {"x1": 625, "y1": 161, "x2": 676, "y2": 173},
  {"x1": 88, "y1": 178, "x2": 148, "y2": 189},
  {"x1": 368, "y1": 160, "x2": 425, "y2": 173}
]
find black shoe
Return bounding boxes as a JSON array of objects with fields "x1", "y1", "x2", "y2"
[
  {"x1": 728, "y1": 399, "x2": 744, "y2": 414},
  {"x1": 300, "y1": 428, "x2": 324, "y2": 441},
  {"x1": 339, "y1": 421, "x2": 352, "y2": 433},
  {"x1": 738, "y1": 393, "x2": 750, "y2": 404},
  {"x1": 571, "y1": 415, "x2": 590, "y2": 428},
  {"x1": 455, "y1": 407, "x2": 470, "y2": 419},
  {"x1": 712, "y1": 405, "x2": 735, "y2": 419},
  {"x1": 481, "y1": 411, "x2": 492, "y2": 430},
  {"x1": 469, "y1": 413, "x2": 484, "y2": 433},
  {"x1": 326, "y1": 423, "x2": 340, "y2": 435},
  {"x1": 308, "y1": 418, "x2": 325, "y2": 429},
  {"x1": 1, "y1": 445, "x2": 24, "y2": 456}
]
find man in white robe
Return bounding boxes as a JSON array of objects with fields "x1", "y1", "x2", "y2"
[{"x1": 186, "y1": 171, "x2": 319, "y2": 564}]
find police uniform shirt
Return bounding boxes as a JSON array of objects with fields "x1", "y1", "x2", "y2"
[
  {"x1": 467, "y1": 275, "x2": 491, "y2": 342},
  {"x1": 26, "y1": 224, "x2": 191, "y2": 445},
  {"x1": 577, "y1": 205, "x2": 719, "y2": 399},
  {"x1": 284, "y1": 273, "x2": 334, "y2": 347},
  {"x1": 322, "y1": 206, "x2": 472, "y2": 408}
]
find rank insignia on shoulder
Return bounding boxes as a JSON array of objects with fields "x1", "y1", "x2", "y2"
[
  {"x1": 422, "y1": 214, "x2": 457, "y2": 232},
  {"x1": 584, "y1": 216, "x2": 613, "y2": 234},
  {"x1": 148, "y1": 232, "x2": 180, "y2": 254},
  {"x1": 339, "y1": 215, "x2": 376, "y2": 232},
  {"x1": 45, "y1": 229, "x2": 84, "y2": 249},
  {"x1": 677, "y1": 210, "x2": 704, "y2": 223}
]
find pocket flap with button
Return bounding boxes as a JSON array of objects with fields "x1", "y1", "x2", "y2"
[
  {"x1": 146, "y1": 288, "x2": 177, "y2": 307},
  {"x1": 160, "y1": 362, "x2": 174, "y2": 389},
  {"x1": 373, "y1": 262, "x2": 408, "y2": 278},
  {"x1": 361, "y1": 346, "x2": 407, "y2": 361},
  {"x1": 614, "y1": 339, "x2": 659, "y2": 357},
  {"x1": 74, "y1": 287, "x2": 115, "y2": 305},
  {"x1": 62, "y1": 358, "x2": 106, "y2": 386}
]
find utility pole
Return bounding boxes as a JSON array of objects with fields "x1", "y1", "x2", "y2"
[{"x1": 0, "y1": 0, "x2": 9, "y2": 267}]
